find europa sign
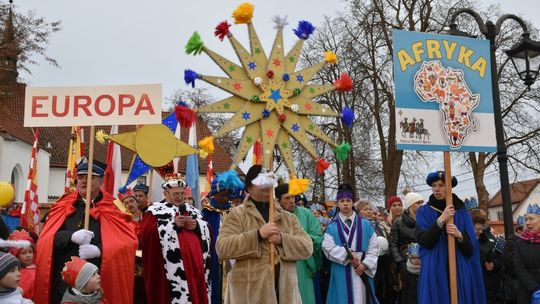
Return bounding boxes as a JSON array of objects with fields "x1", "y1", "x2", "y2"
[
  {"x1": 392, "y1": 30, "x2": 496, "y2": 152},
  {"x1": 24, "y1": 84, "x2": 162, "y2": 127}
]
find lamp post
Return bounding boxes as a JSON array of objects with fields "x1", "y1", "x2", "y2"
[{"x1": 449, "y1": 9, "x2": 540, "y2": 238}]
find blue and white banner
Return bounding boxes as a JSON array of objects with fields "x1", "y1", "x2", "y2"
[{"x1": 393, "y1": 29, "x2": 496, "y2": 152}]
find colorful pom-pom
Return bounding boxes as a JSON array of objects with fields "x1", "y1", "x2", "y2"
[
  {"x1": 279, "y1": 113, "x2": 287, "y2": 122},
  {"x1": 340, "y1": 106, "x2": 355, "y2": 128},
  {"x1": 294, "y1": 21, "x2": 315, "y2": 40},
  {"x1": 198, "y1": 136, "x2": 215, "y2": 155},
  {"x1": 262, "y1": 109, "x2": 270, "y2": 118},
  {"x1": 175, "y1": 103, "x2": 197, "y2": 129},
  {"x1": 251, "y1": 95, "x2": 260, "y2": 102},
  {"x1": 334, "y1": 142, "x2": 352, "y2": 162},
  {"x1": 217, "y1": 169, "x2": 245, "y2": 190},
  {"x1": 289, "y1": 178, "x2": 310, "y2": 196},
  {"x1": 214, "y1": 21, "x2": 232, "y2": 41},
  {"x1": 334, "y1": 73, "x2": 354, "y2": 92},
  {"x1": 293, "y1": 88, "x2": 301, "y2": 96},
  {"x1": 316, "y1": 158, "x2": 330, "y2": 174},
  {"x1": 184, "y1": 69, "x2": 200, "y2": 88},
  {"x1": 272, "y1": 15, "x2": 288, "y2": 30},
  {"x1": 282, "y1": 73, "x2": 290, "y2": 81},
  {"x1": 266, "y1": 70, "x2": 275, "y2": 78},
  {"x1": 95, "y1": 130, "x2": 108, "y2": 144},
  {"x1": 290, "y1": 104, "x2": 299, "y2": 112},
  {"x1": 324, "y1": 51, "x2": 338, "y2": 64},
  {"x1": 232, "y1": 2, "x2": 254, "y2": 24},
  {"x1": 185, "y1": 32, "x2": 204, "y2": 55}
]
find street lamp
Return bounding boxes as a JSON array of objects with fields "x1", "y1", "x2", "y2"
[{"x1": 449, "y1": 9, "x2": 540, "y2": 238}]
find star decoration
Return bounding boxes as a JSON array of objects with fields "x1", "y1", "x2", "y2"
[
  {"x1": 309, "y1": 124, "x2": 315, "y2": 130},
  {"x1": 229, "y1": 65, "x2": 236, "y2": 72},
  {"x1": 193, "y1": 13, "x2": 340, "y2": 176}
]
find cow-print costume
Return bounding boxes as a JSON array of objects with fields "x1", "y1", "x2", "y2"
[{"x1": 148, "y1": 202, "x2": 212, "y2": 304}]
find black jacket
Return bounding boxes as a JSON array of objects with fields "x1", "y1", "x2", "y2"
[
  {"x1": 390, "y1": 211, "x2": 416, "y2": 265},
  {"x1": 514, "y1": 238, "x2": 540, "y2": 304},
  {"x1": 478, "y1": 232, "x2": 502, "y2": 303}
]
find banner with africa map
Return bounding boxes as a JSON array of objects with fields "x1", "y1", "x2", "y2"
[{"x1": 392, "y1": 29, "x2": 496, "y2": 152}]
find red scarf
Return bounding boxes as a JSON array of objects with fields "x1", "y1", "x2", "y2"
[{"x1": 520, "y1": 229, "x2": 540, "y2": 244}]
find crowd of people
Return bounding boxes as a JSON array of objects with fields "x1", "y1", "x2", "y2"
[{"x1": 0, "y1": 160, "x2": 539, "y2": 304}]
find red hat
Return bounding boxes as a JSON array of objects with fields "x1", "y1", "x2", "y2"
[
  {"x1": 8, "y1": 229, "x2": 34, "y2": 257},
  {"x1": 61, "y1": 256, "x2": 98, "y2": 290},
  {"x1": 386, "y1": 196, "x2": 402, "y2": 210},
  {"x1": 119, "y1": 188, "x2": 135, "y2": 201}
]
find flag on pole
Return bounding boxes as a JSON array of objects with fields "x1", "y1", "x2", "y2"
[
  {"x1": 185, "y1": 122, "x2": 200, "y2": 209},
  {"x1": 65, "y1": 126, "x2": 83, "y2": 192},
  {"x1": 253, "y1": 138, "x2": 262, "y2": 165},
  {"x1": 102, "y1": 125, "x2": 122, "y2": 198},
  {"x1": 20, "y1": 128, "x2": 40, "y2": 234}
]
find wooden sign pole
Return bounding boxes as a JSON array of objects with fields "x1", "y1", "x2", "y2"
[
  {"x1": 444, "y1": 151, "x2": 458, "y2": 304},
  {"x1": 83, "y1": 126, "x2": 96, "y2": 230},
  {"x1": 269, "y1": 158, "x2": 275, "y2": 278}
]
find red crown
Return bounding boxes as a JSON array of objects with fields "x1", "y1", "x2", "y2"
[
  {"x1": 118, "y1": 188, "x2": 134, "y2": 200},
  {"x1": 61, "y1": 256, "x2": 87, "y2": 287},
  {"x1": 8, "y1": 229, "x2": 34, "y2": 245}
]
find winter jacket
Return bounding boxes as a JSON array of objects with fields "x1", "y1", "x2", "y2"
[
  {"x1": 514, "y1": 238, "x2": 540, "y2": 304},
  {"x1": 390, "y1": 211, "x2": 417, "y2": 266},
  {"x1": 478, "y1": 232, "x2": 502, "y2": 304}
]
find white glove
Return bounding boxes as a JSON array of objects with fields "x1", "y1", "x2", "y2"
[
  {"x1": 71, "y1": 229, "x2": 94, "y2": 245},
  {"x1": 79, "y1": 244, "x2": 101, "y2": 260}
]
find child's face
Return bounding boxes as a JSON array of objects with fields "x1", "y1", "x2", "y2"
[
  {"x1": 410, "y1": 256, "x2": 421, "y2": 266},
  {"x1": 0, "y1": 266, "x2": 20, "y2": 289},
  {"x1": 81, "y1": 272, "x2": 101, "y2": 294},
  {"x1": 18, "y1": 247, "x2": 34, "y2": 267}
]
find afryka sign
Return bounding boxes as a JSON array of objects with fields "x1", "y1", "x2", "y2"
[{"x1": 24, "y1": 84, "x2": 162, "y2": 127}]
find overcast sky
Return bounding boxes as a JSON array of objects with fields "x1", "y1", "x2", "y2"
[{"x1": 9, "y1": 0, "x2": 540, "y2": 198}]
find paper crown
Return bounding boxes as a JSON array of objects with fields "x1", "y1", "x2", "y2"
[
  {"x1": 8, "y1": 229, "x2": 34, "y2": 245},
  {"x1": 408, "y1": 243, "x2": 420, "y2": 257},
  {"x1": 527, "y1": 203, "x2": 540, "y2": 215},
  {"x1": 118, "y1": 188, "x2": 135, "y2": 201},
  {"x1": 464, "y1": 197, "x2": 478, "y2": 210},
  {"x1": 61, "y1": 256, "x2": 93, "y2": 288},
  {"x1": 161, "y1": 173, "x2": 187, "y2": 189},
  {"x1": 516, "y1": 215, "x2": 526, "y2": 227}
]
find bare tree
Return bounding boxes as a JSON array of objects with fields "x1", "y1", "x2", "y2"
[{"x1": 0, "y1": 1, "x2": 61, "y2": 75}]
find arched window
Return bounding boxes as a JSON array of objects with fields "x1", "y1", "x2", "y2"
[{"x1": 10, "y1": 164, "x2": 23, "y2": 202}]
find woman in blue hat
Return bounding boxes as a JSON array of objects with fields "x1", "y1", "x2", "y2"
[{"x1": 415, "y1": 171, "x2": 486, "y2": 304}]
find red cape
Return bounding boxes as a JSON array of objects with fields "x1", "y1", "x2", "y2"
[{"x1": 34, "y1": 191, "x2": 138, "y2": 304}]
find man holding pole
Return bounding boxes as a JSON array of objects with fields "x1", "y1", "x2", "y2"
[
  {"x1": 34, "y1": 158, "x2": 138, "y2": 304},
  {"x1": 415, "y1": 171, "x2": 486, "y2": 304},
  {"x1": 216, "y1": 165, "x2": 312, "y2": 304}
]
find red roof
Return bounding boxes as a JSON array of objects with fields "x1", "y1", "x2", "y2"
[
  {"x1": 488, "y1": 178, "x2": 540, "y2": 207},
  {"x1": 0, "y1": 84, "x2": 236, "y2": 173}
]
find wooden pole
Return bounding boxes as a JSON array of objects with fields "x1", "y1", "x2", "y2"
[
  {"x1": 444, "y1": 151, "x2": 458, "y2": 304},
  {"x1": 269, "y1": 159, "x2": 275, "y2": 277},
  {"x1": 83, "y1": 126, "x2": 95, "y2": 230}
]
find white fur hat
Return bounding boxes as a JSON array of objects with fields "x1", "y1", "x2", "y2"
[{"x1": 404, "y1": 192, "x2": 424, "y2": 210}]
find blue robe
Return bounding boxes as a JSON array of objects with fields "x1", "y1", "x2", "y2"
[
  {"x1": 325, "y1": 216, "x2": 379, "y2": 304},
  {"x1": 202, "y1": 199, "x2": 231, "y2": 304},
  {"x1": 416, "y1": 204, "x2": 486, "y2": 304}
]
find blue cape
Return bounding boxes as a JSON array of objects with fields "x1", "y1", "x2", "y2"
[{"x1": 416, "y1": 204, "x2": 486, "y2": 304}]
